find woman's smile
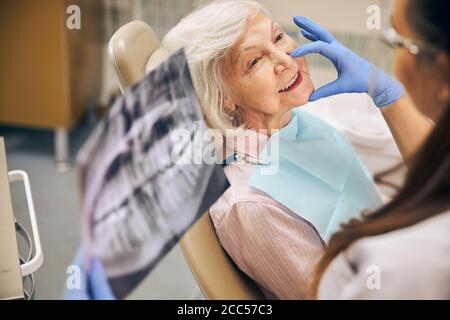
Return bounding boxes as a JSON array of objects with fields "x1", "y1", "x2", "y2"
[{"x1": 278, "y1": 71, "x2": 303, "y2": 93}]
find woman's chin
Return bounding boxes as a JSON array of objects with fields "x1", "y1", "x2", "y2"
[{"x1": 282, "y1": 84, "x2": 314, "y2": 108}]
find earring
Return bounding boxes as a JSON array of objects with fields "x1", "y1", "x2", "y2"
[{"x1": 225, "y1": 107, "x2": 243, "y2": 127}]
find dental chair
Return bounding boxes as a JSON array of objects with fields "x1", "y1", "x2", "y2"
[{"x1": 108, "y1": 21, "x2": 265, "y2": 300}]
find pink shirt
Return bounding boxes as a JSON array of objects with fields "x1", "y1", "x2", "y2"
[{"x1": 210, "y1": 129, "x2": 326, "y2": 300}]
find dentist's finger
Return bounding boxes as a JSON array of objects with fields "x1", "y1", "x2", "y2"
[
  {"x1": 290, "y1": 41, "x2": 339, "y2": 66},
  {"x1": 299, "y1": 29, "x2": 319, "y2": 42},
  {"x1": 89, "y1": 257, "x2": 115, "y2": 300},
  {"x1": 293, "y1": 16, "x2": 335, "y2": 44},
  {"x1": 309, "y1": 79, "x2": 342, "y2": 101}
]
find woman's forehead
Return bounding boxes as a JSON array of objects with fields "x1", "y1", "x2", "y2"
[
  {"x1": 241, "y1": 13, "x2": 278, "y2": 45},
  {"x1": 231, "y1": 14, "x2": 280, "y2": 58}
]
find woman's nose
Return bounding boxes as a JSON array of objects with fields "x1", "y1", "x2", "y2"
[{"x1": 273, "y1": 51, "x2": 292, "y2": 74}]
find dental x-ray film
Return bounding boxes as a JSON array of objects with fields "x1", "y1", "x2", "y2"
[{"x1": 77, "y1": 48, "x2": 229, "y2": 298}]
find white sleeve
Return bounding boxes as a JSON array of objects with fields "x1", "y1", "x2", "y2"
[{"x1": 318, "y1": 220, "x2": 450, "y2": 300}]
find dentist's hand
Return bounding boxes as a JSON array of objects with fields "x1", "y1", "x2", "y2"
[
  {"x1": 290, "y1": 16, "x2": 403, "y2": 107},
  {"x1": 64, "y1": 248, "x2": 115, "y2": 300}
]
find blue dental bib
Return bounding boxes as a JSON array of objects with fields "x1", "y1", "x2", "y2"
[{"x1": 249, "y1": 109, "x2": 383, "y2": 242}]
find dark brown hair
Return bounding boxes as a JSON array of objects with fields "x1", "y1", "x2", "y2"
[{"x1": 310, "y1": 0, "x2": 450, "y2": 298}]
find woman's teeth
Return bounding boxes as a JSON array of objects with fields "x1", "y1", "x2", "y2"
[{"x1": 278, "y1": 72, "x2": 300, "y2": 93}]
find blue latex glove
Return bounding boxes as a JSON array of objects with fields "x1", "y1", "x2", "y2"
[
  {"x1": 64, "y1": 248, "x2": 115, "y2": 300},
  {"x1": 290, "y1": 16, "x2": 403, "y2": 107}
]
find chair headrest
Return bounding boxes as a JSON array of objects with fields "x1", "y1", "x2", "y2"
[
  {"x1": 145, "y1": 47, "x2": 170, "y2": 73},
  {"x1": 108, "y1": 20, "x2": 170, "y2": 92}
]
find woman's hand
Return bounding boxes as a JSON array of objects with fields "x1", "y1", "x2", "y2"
[
  {"x1": 290, "y1": 16, "x2": 404, "y2": 107},
  {"x1": 64, "y1": 248, "x2": 115, "y2": 300}
]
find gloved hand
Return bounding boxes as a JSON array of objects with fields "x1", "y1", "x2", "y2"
[
  {"x1": 290, "y1": 16, "x2": 403, "y2": 107},
  {"x1": 64, "y1": 248, "x2": 115, "y2": 300}
]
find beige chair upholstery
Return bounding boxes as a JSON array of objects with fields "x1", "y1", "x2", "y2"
[
  {"x1": 108, "y1": 21, "x2": 264, "y2": 300},
  {"x1": 180, "y1": 214, "x2": 265, "y2": 300},
  {"x1": 108, "y1": 20, "x2": 168, "y2": 93}
]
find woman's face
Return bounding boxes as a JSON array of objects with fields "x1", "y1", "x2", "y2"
[
  {"x1": 222, "y1": 12, "x2": 314, "y2": 130},
  {"x1": 392, "y1": 0, "x2": 449, "y2": 121}
]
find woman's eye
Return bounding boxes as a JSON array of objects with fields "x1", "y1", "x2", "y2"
[
  {"x1": 275, "y1": 32, "x2": 284, "y2": 42},
  {"x1": 249, "y1": 58, "x2": 259, "y2": 68}
]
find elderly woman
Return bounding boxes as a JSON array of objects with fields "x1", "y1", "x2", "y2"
[{"x1": 162, "y1": 0, "x2": 382, "y2": 299}]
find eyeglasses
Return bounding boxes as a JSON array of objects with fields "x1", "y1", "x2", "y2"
[{"x1": 378, "y1": 17, "x2": 439, "y2": 56}]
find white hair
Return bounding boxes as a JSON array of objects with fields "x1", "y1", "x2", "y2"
[{"x1": 162, "y1": 0, "x2": 268, "y2": 141}]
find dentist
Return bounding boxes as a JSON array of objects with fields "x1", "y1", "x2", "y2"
[{"x1": 291, "y1": 0, "x2": 449, "y2": 299}]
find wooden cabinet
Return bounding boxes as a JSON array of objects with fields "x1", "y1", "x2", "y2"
[{"x1": 0, "y1": 0, "x2": 103, "y2": 167}]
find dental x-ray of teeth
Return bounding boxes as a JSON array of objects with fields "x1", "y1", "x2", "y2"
[{"x1": 77, "y1": 49, "x2": 229, "y2": 298}]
